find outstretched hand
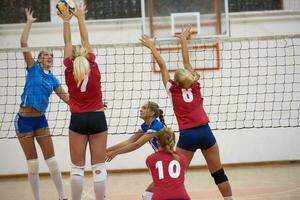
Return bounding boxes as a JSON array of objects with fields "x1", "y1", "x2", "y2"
[
  {"x1": 57, "y1": 5, "x2": 73, "y2": 22},
  {"x1": 175, "y1": 25, "x2": 192, "y2": 40},
  {"x1": 73, "y1": 3, "x2": 88, "y2": 19},
  {"x1": 105, "y1": 151, "x2": 117, "y2": 162},
  {"x1": 25, "y1": 8, "x2": 37, "y2": 23},
  {"x1": 139, "y1": 35, "x2": 156, "y2": 50}
]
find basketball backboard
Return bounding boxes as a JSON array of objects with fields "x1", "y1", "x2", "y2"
[{"x1": 141, "y1": 0, "x2": 229, "y2": 39}]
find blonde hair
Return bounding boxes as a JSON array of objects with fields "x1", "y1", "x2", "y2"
[
  {"x1": 156, "y1": 127, "x2": 179, "y2": 161},
  {"x1": 147, "y1": 101, "x2": 165, "y2": 126},
  {"x1": 72, "y1": 45, "x2": 89, "y2": 87},
  {"x1": 38, "y1": 48, "x2": 53, "y2": 60},
  {"x1": 174, "y1": 68, "x2": 196, "y2": 89}
]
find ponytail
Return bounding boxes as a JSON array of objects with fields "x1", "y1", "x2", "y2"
[
  {"x1": 147, "y1": 101, "x2": 165, "y2": 126},
  {"x1": 158, "y1": 109, "x2": 166, "y2": 126},
  {"x1": 157, "y1": 127, "x2": 179, "y2": 161},
  {"x1": 72, "y1": 45, "x2": 89, "y2": 87}
]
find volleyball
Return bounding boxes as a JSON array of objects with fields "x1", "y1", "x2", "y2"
[{"x1": 56, "y1": 0, "x2": 75, "y2": 15}]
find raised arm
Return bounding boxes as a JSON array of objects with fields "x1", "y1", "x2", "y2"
[
  {"x1": 73, "y1": 4, "x2": 93, "y2": 53},
  {"x1": 20, "y1": 8, "x2": 37, "y2": 68},
  {"x1": 140, "y1": 35, "x2": 170, "y2": 87},
  {"x1": 176, "y1": 26, "x2": 200, "y2": 80},
  {"x1": 57, "y1": 6, "x2": 73, "y2": 59}
]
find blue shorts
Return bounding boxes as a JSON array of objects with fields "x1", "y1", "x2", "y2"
[
  {"x1": 177, "y1": 124, "x2": 216, "y2": 152},
  {"x1": 14, "y1": 114, "x2": 48, "y2": 133}
]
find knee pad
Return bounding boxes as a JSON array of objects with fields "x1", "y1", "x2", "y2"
[
  {"x1": 92, "y1": 163, "x2": 107, "y2": 182},
  {"x1": 142, "y1": 191, "x2": 153, "y2": 200},
  {"x1": 211, "y1": 168, "x2": 228, "y2": 185},
  {"x1": 71, "y1": 163, "x2": 85, "y2": 177},
  {"x1": 27, "y1": 159, "x2": 39, "y2": 174},
  {"x1": 45, "y1": 157, "x2": 59, "y2": 173}
]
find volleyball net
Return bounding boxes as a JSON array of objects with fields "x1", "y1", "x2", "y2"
[{"x1": 0, "y1": 34, "x2": 300, "y2": 138}]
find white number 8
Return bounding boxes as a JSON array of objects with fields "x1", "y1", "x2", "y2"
[
  {"x1": 155, "y1": 160, "x2": 181, "y2": 180},
  {"x1": 182, "y1": 88, "x2": 193, "y2": 102}
]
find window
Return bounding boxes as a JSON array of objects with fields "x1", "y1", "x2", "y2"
[
  {"x1": 0, "y1": 0, "x2": 50, "y2": 24},
  {"x1": 0, "y1": 0, "x2": 287, "y2": 25},
  {"x1": 148, "y1": 0, "x2": 283, "y2": 15},
  {"x1": 86, "y1": 0, "x2": 141, "y2": 20},
  {"x1": 229, "y1": 0, "x2": 283, "y2": 12}
]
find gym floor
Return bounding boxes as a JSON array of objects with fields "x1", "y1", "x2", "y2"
[{"x1": 1, "y1": 162, "x2": 300, "y2": 200}]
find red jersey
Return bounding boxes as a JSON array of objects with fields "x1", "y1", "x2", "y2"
[
  {"x1": 166, "y1": 80, "x2": 209, "y2": 130},
  {"x1": 146, "y1": 151, "x2": 190, "y2": 200},
  {"x1": 64, "y1": 53, "x2": 104, "y2": 113}
]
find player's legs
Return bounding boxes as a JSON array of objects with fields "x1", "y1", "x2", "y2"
[
  {"x1": 35, "y1": 127, "x2": 55, "y2": 159},
  {"x1": 69, "y1": 129, "x2": 89, "y2": 200},
  {"x1": 176, "y1": 127, "x2": 201, "y2": 165},
  {"x1": 202, "y1": 143, "x2": 232, "y2": 198},
  {"x1": 15, "y1": 114, "x2": 39, "y2": 160},
  {"x1": 89, "y1": 131, "x2": 107, "y2": 165},
  {"x1": 142, "y1": 182, "x2": 154, "y2": 200},
  {"x1": 89, "y1": 131, "x2": 107, "y2": 200},
  {"x1": 15, "y1": 112, "x2": 41, "y2": 200},
  {"x1": 176, "y1": 147, "x2": 195, "y2": 166},
  {"x1": 145, "y1": 182, "x2": 154, "y2": 192},
  {"x1": 177, "y1": 124, "x2": 232, "y2": 199},
  {"x1": 87, "y1": 111, "x2": 108, "y2": 200},
  {"x1": 35, "y1": 127, "x2": 67, "y2": 200},
  {"x1": 17, "y1": 132, "x2": 40, "y2": 200},
  {"x1": 17, "y1": 132, "x2": 38, "y2": 159}
]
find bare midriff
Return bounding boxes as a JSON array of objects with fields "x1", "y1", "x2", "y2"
[{"x1": 19, "y1": 107, "x2": 43, "y2": 117}]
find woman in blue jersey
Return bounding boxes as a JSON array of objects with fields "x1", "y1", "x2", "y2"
[
  {"x1": 15, "y1": 8, "x2": 69, "y2": 200},
  {"x1": 105, "y1": 101, "x2": 165, "y2": 200}
]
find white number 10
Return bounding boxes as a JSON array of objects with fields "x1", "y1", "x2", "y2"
[{"x1": 155, "y1": 160, "x2": 181, "y2": 180}]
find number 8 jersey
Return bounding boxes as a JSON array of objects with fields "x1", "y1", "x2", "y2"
[
  {"x1": 166, "y1": 80, "x2": 209, "y2": 131},
  {"x1": 146, "y1": 151, "x2": 190, "y2": 200}
]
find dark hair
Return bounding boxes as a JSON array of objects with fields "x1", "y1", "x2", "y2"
[{"x1": 147, "y1": 101, "x2": 165, "y2": 126}]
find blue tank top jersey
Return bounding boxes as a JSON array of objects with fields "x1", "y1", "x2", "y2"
[
  {"x1": 141, "y1": 119, "x2": 165, "y2": 152},
  {"x1": 20, "y1": 63, "x2": 60, "y2": 114}
]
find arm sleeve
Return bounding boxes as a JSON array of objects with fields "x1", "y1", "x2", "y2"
[
  {"x1": 140, "y1": 123, "x2": 146, "y2": 133},
  {"x1": 63, "y1": 57, "x2": 73, "y2": 68},
  {"x1": 165, "y1": 80, "x2": 173, "y2": 93},
  {"x1": 87, "y1": 53, "x2": 96, "y2": 63},
  {"x1": 26, "y1": 62, "x2": 37, "y2": 71},
  {"x1": 53, "y1": 76, "x2": 61, "y2": 89}
]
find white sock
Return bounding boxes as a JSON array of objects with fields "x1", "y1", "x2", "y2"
[
  {"x1": 224, "y1": 196, "x2": 233, "y2": 200},
  {"x1": 27, "y1": 159, "x2": 40, "y2": 200},
  {"x1": 45, "y1": 157, "x2": 66, "y2": 199},
  {"x1": 71, "y1": 174, "x2": 84, "y2": 200},
  {"x1": 94, "y1": 180, "x2": 106, "y2": 200},
  {"x1": 142, "y1": 191, "x2": 153, "y2": 200}
]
